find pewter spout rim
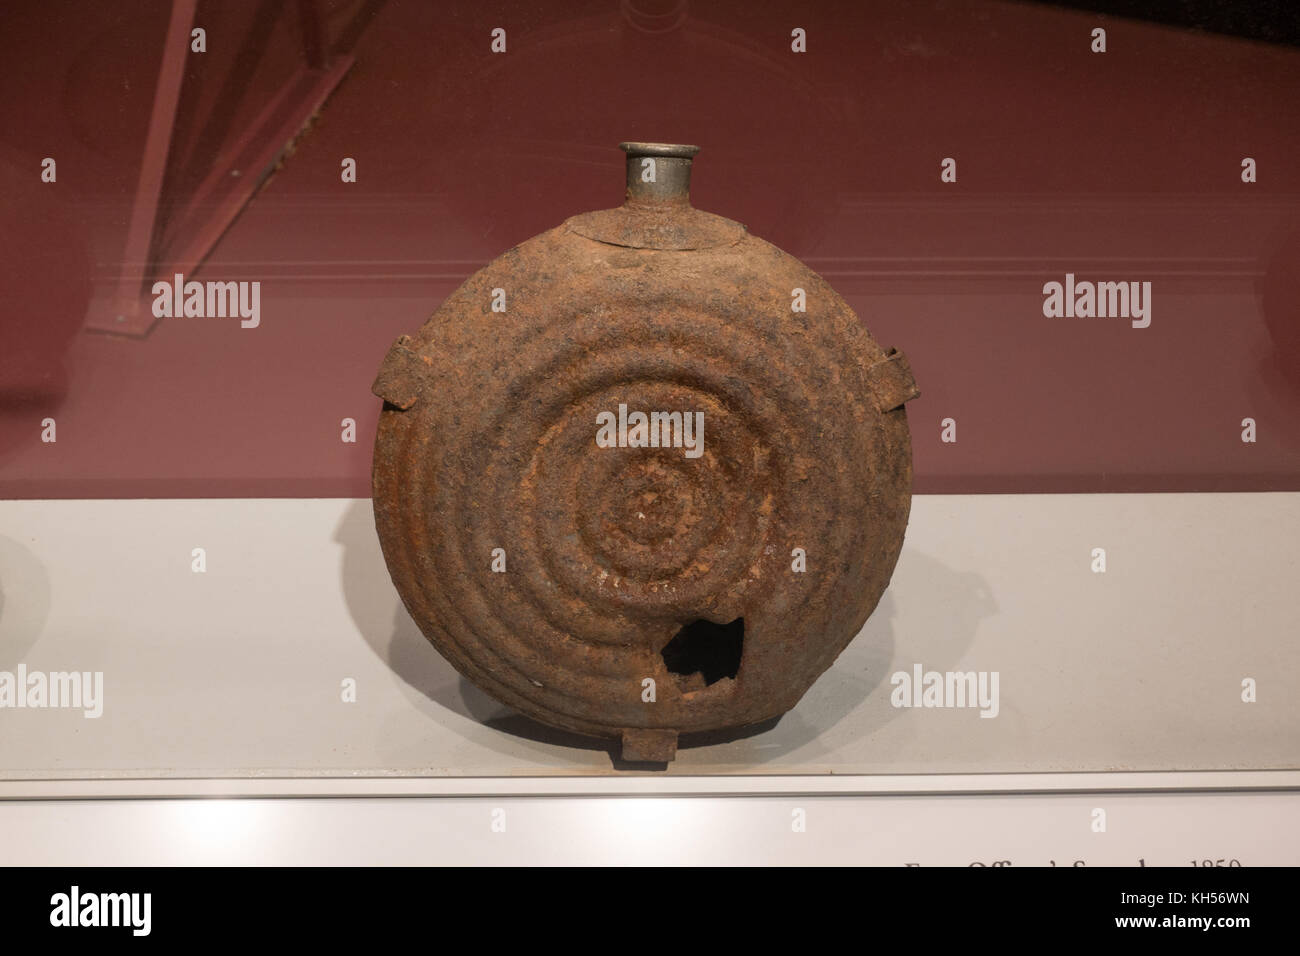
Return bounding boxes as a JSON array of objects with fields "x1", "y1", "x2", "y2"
[{"x1": 619, "y1": 142, "x2": 701, "y2": 158}]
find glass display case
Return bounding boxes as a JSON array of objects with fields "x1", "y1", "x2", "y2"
[{"x1": 1, "y1": 0, "x2": 1297, "y2": 864}]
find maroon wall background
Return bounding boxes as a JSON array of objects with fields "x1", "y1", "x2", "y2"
[{"x1": 1, "y1": 0, "x2": 1297, "y2": 497}]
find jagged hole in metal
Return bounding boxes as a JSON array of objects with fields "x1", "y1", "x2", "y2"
[{"x1": 662, "y1": 617, "x2": 744, "y2": 690}]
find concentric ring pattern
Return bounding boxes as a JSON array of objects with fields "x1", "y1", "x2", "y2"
[{"x1": 373, "y1": 226, "x2": 914, "y2": 740}]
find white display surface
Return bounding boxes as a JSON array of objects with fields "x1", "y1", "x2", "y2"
[
  {"x1": 0, "y1": 791, "x2": 1294, "y2": 866},
  {"x1": 0, "y1": 494, "x2": 1296, "y2": 785}
]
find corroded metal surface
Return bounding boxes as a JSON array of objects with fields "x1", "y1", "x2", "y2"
[{"x1": 372, "y1": 142, "x2": 918, "y2": 762}]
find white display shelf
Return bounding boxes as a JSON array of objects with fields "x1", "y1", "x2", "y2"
[
  {"x1": 1, "y1": 790, "x2": 1295, "y2": 866},
  {"x1": 0, "y1": 494, "x2": 1296, "y2": 787}
]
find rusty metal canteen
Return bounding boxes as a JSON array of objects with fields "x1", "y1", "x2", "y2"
[{"x1": 371, "y1": 142, "x2": 919, "y2": 762}]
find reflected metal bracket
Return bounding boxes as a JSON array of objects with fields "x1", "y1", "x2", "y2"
[{"x1": 91, "y1": 0, "x2": 354, "y2": 337}]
